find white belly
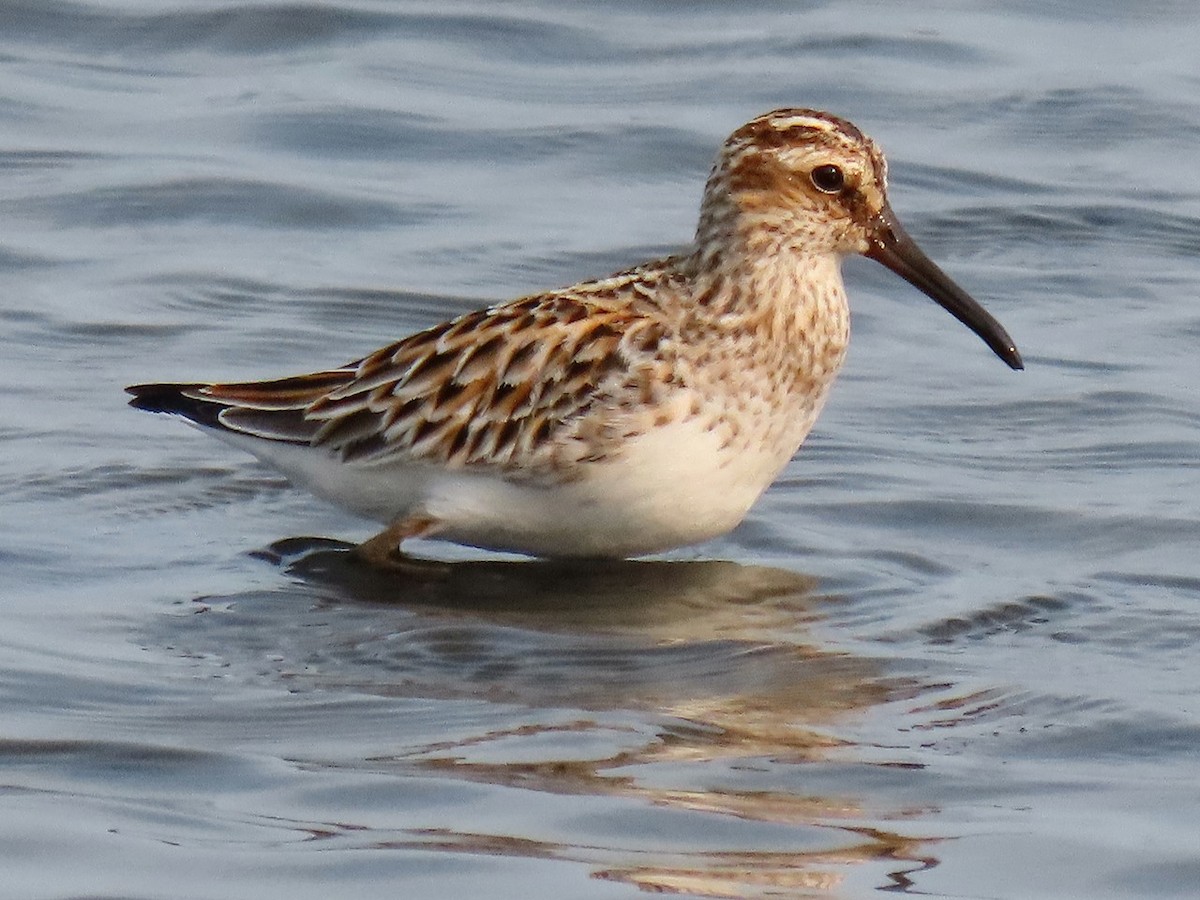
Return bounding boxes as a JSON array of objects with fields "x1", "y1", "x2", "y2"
[
  {"x1": 206, "y1": 409, "x2": 807, "y2": 558},
  {"x1": 425, "y1": 414, "x2": 797, "y2": 557}
]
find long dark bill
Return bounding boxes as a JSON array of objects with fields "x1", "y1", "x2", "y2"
[{"x1": 866, "y1": 205, "x2": 1023, "y2": 370}]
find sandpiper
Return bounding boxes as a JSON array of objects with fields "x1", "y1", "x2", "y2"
[{"x1": 128, "y1": 108, "x2": 1022, "y2": 563}]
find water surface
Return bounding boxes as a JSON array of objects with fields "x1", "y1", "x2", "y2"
[{"x1": 2, "y1": 2, "x2": 1199, "y2": 898}]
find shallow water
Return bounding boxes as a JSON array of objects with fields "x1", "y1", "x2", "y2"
[{"x1": 3, "y1": 2, "x2": 1200, "y2": 898}]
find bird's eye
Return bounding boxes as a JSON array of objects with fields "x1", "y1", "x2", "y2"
[{"x1": 809, "y1": 164, "x2": 845, "y2": 194}]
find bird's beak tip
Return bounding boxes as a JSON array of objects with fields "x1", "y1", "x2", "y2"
[{"x1": 867, "y1": 210, "x2": 1023, "y2": 371}]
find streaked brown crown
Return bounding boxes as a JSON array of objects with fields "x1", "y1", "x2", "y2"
[{"x1": 697, "y1": 108, "x2": 891, "y2": 257}]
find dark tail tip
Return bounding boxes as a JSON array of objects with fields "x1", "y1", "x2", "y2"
[{"x1": 126, "y1": 383, "x2": 224, "y2": 428}]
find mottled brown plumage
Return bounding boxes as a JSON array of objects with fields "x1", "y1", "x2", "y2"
[{"x1": 128, "y1": 108, "x2": 1021, "y2": 560}]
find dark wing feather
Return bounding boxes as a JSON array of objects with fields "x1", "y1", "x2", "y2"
[
  {"x1": 127, "y1": 284, "x2": 673, "y2": 477},
  {"x1": 306, "y1": 294, "x2": 644, "y2": 470}
]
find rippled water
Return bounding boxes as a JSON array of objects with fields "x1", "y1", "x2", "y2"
[{"x1": 3, "y1": 2, "x2": 1200, "y2": 898}]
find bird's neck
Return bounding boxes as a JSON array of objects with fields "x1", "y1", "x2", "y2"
[
  {"x1": 670, "y1": 232, "x2": 851, "y2": 457},
  {"x1": 682, "y1": 235, "x2": 848, "y2": 330}
]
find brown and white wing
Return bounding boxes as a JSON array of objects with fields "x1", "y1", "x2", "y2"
[
  {"x1": 307, "y1": 294, "x2": 668, "y2": 472},
  {"x1": 128, "y1": 292, "x2": 667, "y2": 479}
]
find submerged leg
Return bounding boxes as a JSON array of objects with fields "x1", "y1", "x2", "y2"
[{"x1": 352, "y1": 514, "x2": 439, "y2": 569}]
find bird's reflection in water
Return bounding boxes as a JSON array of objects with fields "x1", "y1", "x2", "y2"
[
  {"x1": 259, "y1": 535, "x2": 821, "y2": 631},
  {"x1": 187, "y1": 537, "x2": 938, "y2": 895},
  {"x1": 248, "y1": 536, "x2": 887, "y2": 721}
]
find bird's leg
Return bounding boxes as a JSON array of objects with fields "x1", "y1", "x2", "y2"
[{"x1": 351, "y1": 514, "x2": 439, "y2": 569}]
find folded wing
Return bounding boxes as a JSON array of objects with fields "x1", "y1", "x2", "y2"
[{"x1": 127, "y1": 292, "x2": 665, "y2": 478}]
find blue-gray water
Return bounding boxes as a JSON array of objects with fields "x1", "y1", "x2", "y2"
[{"x1": 2, "y1": 2, "x2": 1199, "y2": 898}]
